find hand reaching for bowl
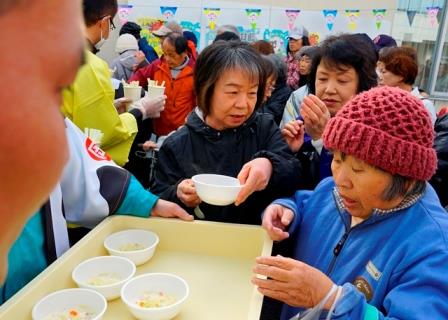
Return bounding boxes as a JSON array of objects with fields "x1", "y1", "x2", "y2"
[
  {"x1": 281, "y1": 120, "x2": 305, "y2": 153},
  {"x1": 235, "y1": 158, "x2": 273, "y2": 206},
  {"x1": 177, "y1": 179, "x2": 201, "y2": 208},
  {"x1": 252, "y1": 255, "x2": 335, "y2": 310},
  {"x1": 300, "y1": 94, "x2": 330, "y2": 141},
  {"x1": 262, "y1": 204, "x2": 294, "y2": 241},
  {"x1": 151, "y1": 199, "x2": 194, "y2": 221}
]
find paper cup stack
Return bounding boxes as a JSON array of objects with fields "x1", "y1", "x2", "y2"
[
  {"x1": 123, "y1": 80, "x2": 142, "y2": 104},
  {"x1": 147, "y1": 79, "x2": 165, "y2": 98}
]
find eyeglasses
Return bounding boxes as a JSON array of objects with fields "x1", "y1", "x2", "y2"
[{"x1": 100, "y1": 15, "x2": 115, "y2": 31}]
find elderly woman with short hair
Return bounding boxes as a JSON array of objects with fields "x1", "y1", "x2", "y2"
[
  {"x1": 151, "y1": 41, "x2": 302, "y2": 224},
  {"x1": 377, "y1": 46, "x2": 437, "y2": 125},
  {"x1": 253, "y1": 86, "x2": 448, "y2": 319}
]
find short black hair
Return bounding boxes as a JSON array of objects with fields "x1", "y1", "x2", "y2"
[
  {"x1": 183, "y1": 30, "x2": 198, "y2": 46},
  {"x1": 82, "y1": 0, "x2": 118, "y2": 27},
  {"x1": 119, "y1": 21, "x2": 142, "y2": 40},
  {"x1": 194, "y1": 41, "x2": 265, "y2": 117},
  {"x1": 214, "y1": 31, "x2": 241, "y2": 43},
  {"x1": 307, "y1": 34, "x2": 377, "y2": 95},
  {"x1": 163, "y1": 33, "x2": 188, "y2": 54}
]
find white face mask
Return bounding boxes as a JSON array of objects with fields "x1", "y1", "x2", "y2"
[{"x1": 94, "y1": 19, "x2": 109, "y2": 50}]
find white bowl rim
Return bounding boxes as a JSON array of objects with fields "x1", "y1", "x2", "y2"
[
  {"x1": 72, "y1": 255, "x2": 136, "y2": 288},
  {"x1": 104, "y1": 229, "x2": 159, "y2": 253},
  {"x1": 121, "y1": 273, "x2": 189, "y2": 311},
  {"x1": 192, "y1": 174, "x2": 244, "y2": 188},
  {"x1": 32, "y1": 288, "x2": 107, "y2": 318}
]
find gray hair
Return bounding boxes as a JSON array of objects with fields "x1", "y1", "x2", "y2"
[
  {"x1": 194, "y1": 40, "x2": 265, "y2": 116},
  {"x1": 216, "y1": 24, "x2": 240, "y2": 37},
  {"x1": 382, "y1": 176, "x2": 426, "y2": 201}
]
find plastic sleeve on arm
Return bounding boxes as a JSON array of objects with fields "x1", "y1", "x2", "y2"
[{"x1": 116, "y1": 175, "x2": 159, "y2": 218}]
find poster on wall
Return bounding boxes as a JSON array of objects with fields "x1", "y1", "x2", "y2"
[
  {"x1": 181, "y1": 21, "x2": 201, "y2": 45},
  {"x1": 136, "y1": 17, "x2": 164, "y2": 56},
  {"x1": 118, "y1": 4, "x2": 133, "y2": 25}
]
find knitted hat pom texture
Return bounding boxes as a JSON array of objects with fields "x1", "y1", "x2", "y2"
[{"x1": 323, "y1": 86, "x2": 437, "y2": 180}]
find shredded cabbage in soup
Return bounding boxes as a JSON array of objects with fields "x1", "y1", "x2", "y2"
[
  {"x1": 118, "y1": 242, "x2": 146, "y2": 251},
  {"x1": 87, "y1": 272, "x2": 122, "y2": 286},
  {"x1": 136, "y1": 292, "x2": 177, "y2": 308},
  {"x1": 45, "y1": 306, "x2": 95, "y2": 320}
]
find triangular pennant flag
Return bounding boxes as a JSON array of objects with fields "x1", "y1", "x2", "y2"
[
  {"x1": 426, "y1": 7, "x2": 439, "y2": 27},
  {"x1": 406, "y1": 10, "x2": 417, "y2": 26},
  {"x1": 323, "y1": 10, "x2": 337, "y2": 31},
  {"x1": 372, "y1": 9, "x2": 387, "y2": 29},
  {"x1": 160, "y1": 6, "x2": 177, "y2": 21},
  {"x1": 203, "y1": 8, "x2": 221, "y2": 30},
  {"x1": 245, "y1": 9, "x2": 262, "y2": 31},
  {"x1": 117, "y1": 4, "x2": 133, "y2": 25},
  {"x1": 345, "y1": 10, "x2": 360, "y2": 31},
  {"x1": 285, "y1": 9, "x2": 301, "y2": 31}
]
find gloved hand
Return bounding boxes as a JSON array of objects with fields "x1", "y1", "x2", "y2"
[
  {"x1": 131, "y1": 95, "x2": 166, "y2": 120},
  {"x1": 113, "y1": 97, "x2": 132, "y2": 114}
]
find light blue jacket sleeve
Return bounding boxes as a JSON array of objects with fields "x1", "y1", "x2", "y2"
[
  {"x1": 331, "y1": 249, "x2": 448, "y2": 319},
  {"x1": 272, "y1": 190, "x2": 313, "y2": 236},
  {"x1": 116, "y1": 175, "x2": 159, "y2": 218}
]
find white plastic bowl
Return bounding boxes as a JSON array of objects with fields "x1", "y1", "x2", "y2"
[
  {"x1": 72, "y1": 256, "x2": 136, "y2": 301},
  {"x1": 192, "y1": 174, "x2": 242, "y2": 206},
  {"x1": 32, "y1": 288, "x2": 107, "y2": 320},
  {"x1": 121, "y1": 273, "x2": 189, "y2": 320},
  {"x1": 104, "y1": 229, "x2": 159, "y2": 266}
]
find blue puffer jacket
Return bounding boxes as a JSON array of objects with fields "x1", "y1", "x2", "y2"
[{"x1": 275, "y1": 177, "x2": 448, "y2": 320}]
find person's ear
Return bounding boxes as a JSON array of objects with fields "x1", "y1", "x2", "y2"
[{"x1": 98, "y1": 15, "x2": 110, "y2": 31}]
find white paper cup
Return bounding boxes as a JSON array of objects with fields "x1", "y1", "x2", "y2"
[
  {"x1": 147, "y1": 85, "x2": 165, "y2": 98},
  {"x1": 123, "y1": 85, "x2": 142, "y2": 103}
]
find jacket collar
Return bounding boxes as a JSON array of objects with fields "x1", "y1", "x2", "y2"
[
  {"x1": 332, "y1": 187, "x2": 423, "y2": 228},
  {"x1": 185, "y1": 107, "x2": 258, "y2": 140},
  {"x1": 86, "y1": 39, "x2": 99, "y2": 55}
]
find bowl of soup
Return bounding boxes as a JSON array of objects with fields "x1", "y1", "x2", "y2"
[
  {"x1": 121, "y1": 273, "x2": 189, "y2": 320},
  {"x1": 72, "y1": 256, "x2": 135, "y2": 301},
  {"x1": 192, "y1": 174, "x2": 242, "y2": 206},
  {"x1": 104, "y1": 229, "x2": 159, "y2": 266},
  {"x1": 32, "y1": 288, "x2": 107, "y2": 320}
]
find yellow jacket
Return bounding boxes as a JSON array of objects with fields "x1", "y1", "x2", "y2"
[{"x1": 61, "y1": 50, "x2": 137, "y2": 166}]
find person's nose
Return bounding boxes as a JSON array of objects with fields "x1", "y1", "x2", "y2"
[
  {"x1": 325, "y1": 79, "x2": 338, "y2": 95},
  {"x1": 333, "y1": 165, "x2": 352, "y2": 190},
  {"x1": 235, "y1": 93, "x2": 249, "y2": 109}
]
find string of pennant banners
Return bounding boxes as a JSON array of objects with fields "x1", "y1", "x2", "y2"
[{"x1": 118, "y1": 5, "x2": 442, "y2": 31}]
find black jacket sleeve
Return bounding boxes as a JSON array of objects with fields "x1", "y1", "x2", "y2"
[{"x1": 253, "y1": 116, "x2": 303, "y2": 198}]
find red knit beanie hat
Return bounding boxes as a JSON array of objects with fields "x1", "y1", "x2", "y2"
[{"x1": 323, "y1": 86, "x2": 436, "y2": 181}]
